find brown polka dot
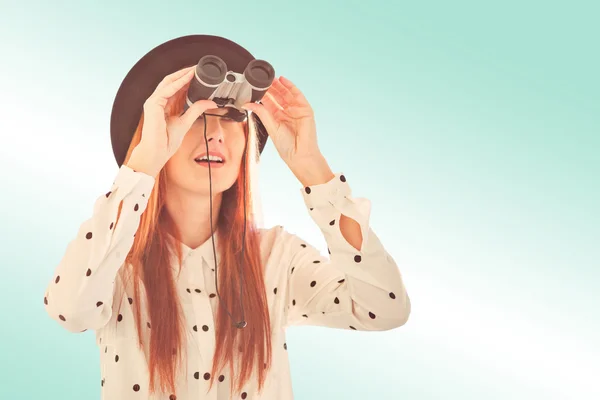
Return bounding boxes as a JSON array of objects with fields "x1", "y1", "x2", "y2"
[
  {"x1": 313, "y1": 260, "x2": 321, "y2": 264},
  {"x1": 115, "y1": 355, "x2": 119, "y2": 362},
  {"x1": 128, "y1": 297, "x2": 133, "y2": 305},
  {"x1": 195, "y1": 289, "x2": 201, "y2": 293},
  {"x1": 338, "y1": 279, "x2": 345, "y2": 283},
  {"x1": 369, "y1": 312, "x2": 376, "y2": 319},
  {"x1": 55, "y1": 276, "x2": 60, "y2": 284},
  {"x1": 117, "y1": 314, "x2": 123, "y2": 322},
  {"x1": 147, "y1": 322, "x2": 151, "y2": 328},
  {"x1": 354, "y1": 255, "x2": 362, "y2": 263},
  {"x1": 349, "y1": 326, "x2": 356, "y2": 330},
  {"x1": 300, "y1": 244, "x2": 306, "y2": 248},
  {"x1": 309, "y1": 207, "x2": 314, "y2": 211},
  {"x1": 101, "y1": 378, "x2": 104, "y2": 386},
  {"x1": 203, "y1": 372, "x2": 210, "y2": 380},
  {"x1": 305, "y1": 187, "x2": 311, "y2": 194},
  {"x1": 291, "y1": 267, "x2": 295, "y2": 274},
  {"x1": 86, "y1": 268, "x2": 92, "y2": 276},
  {"x1": 334, "y1": 297, "x2": 340, "y2": 304},
  {"x1": 202, "y1": 325, "x2": 209, "y2": 332},
  {"x1": 44, "y1": 297, "x2": 48, "y2": 305},
  {"x1": 186, "y1": 288, "x2": 191, "y2": 293},
  {"x1": 194, "y1": 372, "x2": 200, "y2": 379},
  {"x1": 340, "y1": 175, "x2": 346, "y2": 182},
  {"x1": 96, "y1": 301, "x2": 103, "y2": 307},
  {"x1": 169, "y1": 395, "x2": 177, "y2": 400},
  {"x1": 59, "y1": 315, "x2": 66, "y2": 321},
  {"x1": 329, "y1": 219, "x2": 335, "y2": 226},
  {"x1": 302, "y1": 314, "x2": 308, "y2": 318},
  {"x1": 390, "y1": 292, "x2": 396, "y2": 299},
  {"x1": 283, "y1": 343, "x2": 287, "y2": 350},
  {"x1": 328, "y1": 248, "x2": 331, "y2": 254},
  {"x1": 209, "y1": 293, "x2": 216, "y2": 298},
  {"x1": 310, "y1": 281, "x2": 316, "y2": 287},
  {"x1": 105, "y1": 191, "x2": 111, "y2": 198},
  {"x1": 218, "y1": 374, "x2": 225, "y2": 382},
  {"x1": 133, "y1": 384, "x2": 140, "y2": 391},
  {"x1": 86, "y1": 232, "x2": 93, "y2": 239},
  {"x1": 241, "y1": 392, "x2": 247, "y2": 399},
  {"x1": 109, "y1": 222, "x2": 114, "y2": 230},
  {"x1": 273, "y1": 287, "x2": 277, "y2": 295},
  {"x1": 134, "y1": 204, "x2": 139, "y2": 212},
  {"x1": 292, "y1": 299, "x2": 296, "y2": 306},
  {"x1": 193, "y1": 325, "x2": 198, "y2": 332}
]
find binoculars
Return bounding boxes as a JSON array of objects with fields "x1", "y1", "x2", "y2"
[{"x1": 184, "y1": 55, "x2": 275, "y2": 121}]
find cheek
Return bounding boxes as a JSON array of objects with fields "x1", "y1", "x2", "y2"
[
  {"x1": 230, "y1": 130, "x2": 247, "y2": 163},
  {"x1": 165, "y1": 139, "x2": 194, "y2": 179},
  {"x1": 164, "y1": 154, "x2": 185, "y2": 182}
]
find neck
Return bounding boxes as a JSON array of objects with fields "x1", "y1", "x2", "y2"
[{"x1": 164, "y1": 188, "x2": 222, "y2": 250}]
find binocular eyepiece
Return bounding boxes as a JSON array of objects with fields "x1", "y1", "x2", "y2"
[{"x1": 184, "y1": 55, "x2": 275, "y2": 121}]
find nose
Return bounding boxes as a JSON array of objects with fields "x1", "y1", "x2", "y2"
[
  {"x1": 203, "y1": 118, "x2": 226, "y2": 143},
  {"x1": 205, "y1": 130, "x2": 224, "y2": 144}
]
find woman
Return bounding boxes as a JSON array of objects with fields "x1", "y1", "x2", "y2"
[{"x1": 43, "y1": 35, "x2": 411, "y2": 400}]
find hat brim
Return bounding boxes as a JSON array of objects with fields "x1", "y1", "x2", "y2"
[{"x1": 110, "y1": 34, "x2": 269, "y2": 167}]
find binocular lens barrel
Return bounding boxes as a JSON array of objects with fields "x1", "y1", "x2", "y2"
[
  {"x1": 244, "y1": 59, "x2": 275, "y2": 102},
  {"x1": 186, "y1": 55, "x2": 275, "y2": 109}
]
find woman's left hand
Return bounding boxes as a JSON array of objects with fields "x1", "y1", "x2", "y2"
[{"x1": 242, "y1": 76, "x2": 335, "y2": 186}]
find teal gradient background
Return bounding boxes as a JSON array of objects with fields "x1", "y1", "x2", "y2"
[{"x1": 0, "y1": 1, "x2": 598, "y2": 399}]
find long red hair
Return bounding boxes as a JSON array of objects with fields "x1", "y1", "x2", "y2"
[{"x1": 114, "y1": 85, "x2": 272, "y2": 397}]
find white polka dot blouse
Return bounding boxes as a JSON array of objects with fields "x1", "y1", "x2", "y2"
[{"x1": 44, "y1": 164, "x2": 411, "y2": 399}]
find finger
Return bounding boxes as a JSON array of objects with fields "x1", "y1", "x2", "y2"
[
  {"x1": 156, "y1": 66, "x2": 195, "y2": 90},
  {"x1": 178, "y1": 100, "x2": 218, "y2": 128},
  {"x1": 271, "y1": 79, "x2": 295, "y2": 105},
  {"x1": 242, "y1": 102, "x2": 278, "y2": 137},
  {"x1": 154, "y1": 69, "x2": 195, "y2": 100},
  {"x1": 261, "y1": 93, "x2": 284, "y2": 117},
  {"x1": 266, "y1": 84, "x2": 290, "y2": 108},
  {"x1": 278, "y1": 76, "x2": 310, "y2": 105}
]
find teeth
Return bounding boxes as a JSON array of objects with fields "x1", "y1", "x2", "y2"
[{"x1": 196, "y1": 155, "x2": 223, "y2": 162}]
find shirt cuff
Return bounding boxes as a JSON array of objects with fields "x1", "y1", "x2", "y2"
[
  {"x1": 300, "y1": 173, "x2": 372, "y2": 252},
  {"x1": 300, "y1": 173, "x2": 351, "y2": 208},
  {"x1": 112, "y1": 164, "x2": 156, "y2": 198}
]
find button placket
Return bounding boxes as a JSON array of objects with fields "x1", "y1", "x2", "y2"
[{"x1": 187, "y1": 252, "x2": 217, "y2": 392}]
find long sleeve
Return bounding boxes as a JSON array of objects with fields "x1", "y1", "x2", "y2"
[
  {"x1": 283, "y1": 173, "x2": 410, "y2": 331},
  {"x1": 43, "y1": 165, "x2": 155, "y2": 333}
]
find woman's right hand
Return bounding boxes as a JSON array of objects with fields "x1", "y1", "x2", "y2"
[{"x1": 128, "y1": 66, "x2": 217, "y2": 176}]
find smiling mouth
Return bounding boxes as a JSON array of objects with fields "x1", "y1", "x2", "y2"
[{"x1": 194, "y1": 155, "x2": 225, "y2": 165}]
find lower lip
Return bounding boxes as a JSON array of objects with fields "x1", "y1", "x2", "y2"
[{"x1": 195, "y1": 161, "x2": 225, "y2": 169}]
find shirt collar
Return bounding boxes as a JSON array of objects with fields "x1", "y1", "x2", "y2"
[{"x1": 168, "y1": 229, "x2": 220, "y2": 267}]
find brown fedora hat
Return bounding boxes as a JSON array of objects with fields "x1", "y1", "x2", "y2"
[{"x1": 109, "y1": 34, "x2": 270, "y2": 167}]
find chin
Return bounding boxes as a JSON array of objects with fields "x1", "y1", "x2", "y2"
[
  {"x1": 199, "y1": 181, "x2": 234, "y2": 195},
  {"x1": 168, "y1": 161, "x2": 239, "y2": 195},
  {"x1": 193, "y1": 174, "x2": 237, "y2": 195}
]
